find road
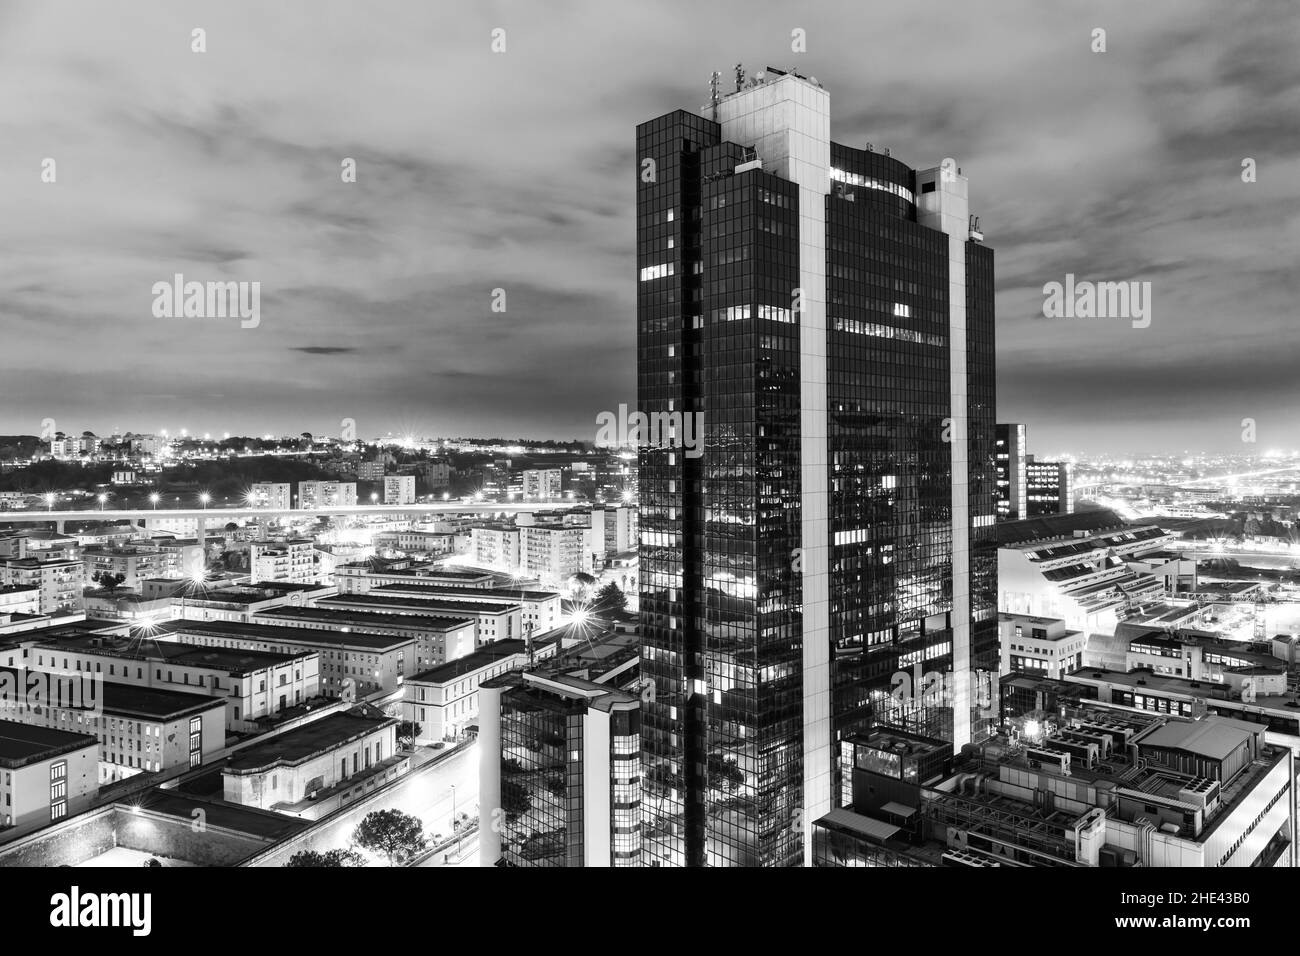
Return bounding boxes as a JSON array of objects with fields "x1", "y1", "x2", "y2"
[
  {"x1": 0, "y1": 500, "x2": 590, "y2": 527},
  {"x1": 402, "y1": 742, "x2": 480, "y2": 848}
]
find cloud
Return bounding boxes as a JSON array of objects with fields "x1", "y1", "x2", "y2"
[{"x1": 0, "y1": 0, "x2": 1294, "y2": 453}]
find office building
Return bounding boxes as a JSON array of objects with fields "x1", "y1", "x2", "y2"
[
  {"x1": 811, "y1": 701, "x2": 1295, "y2": 867},
  {"x1": 479, "y1": 671, "x2": 641, "y2": 867},
  {"x1": 1026, "y1": 457, "x2": 1074, "y2": 517},
  {"x1": 636, "y1": 67, "x2": 996, "y2": 866},
  {"x1": 995, "y1": 423, "x2": 1027, "y2": 521},
  {"x1": 998, "y1": 612, "x2": 1085, "y2": 679}
]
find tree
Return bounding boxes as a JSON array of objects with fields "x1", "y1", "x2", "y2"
[
  {"x1": 594, "y1": 581, "x2": 627, "y2": 615},
  {"x1": 285, "y1": 847, "x2": 366, "y2": 868},
  {"x1": 352, "y1": 809, "x2": 427, "y2": 865},
  {"x1": 395, "y1": 721, "x2": 421, "y2": 748},
  {"x1": 568, "y1": 571, "x2": 597, "y2": 601}
]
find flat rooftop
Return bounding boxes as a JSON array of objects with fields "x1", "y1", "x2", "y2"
[
  {"x1": 371, "y1": 583, "x2": 558, "y2": 601},
  {"x1": 253, "y1": 606, "x2": 475, "y2": 633},
  {"x1": 409, "y1": 639, "x2": 531, "y2": 684},
  {"x1": 1067, "y1": 668, "x2": 1298, "y2": 711},
  {"x1": 159, "y1": 619, "x2": 413, "y2": 652},
  {"x1": 225, "y1": 706, "x2": 395, "y2": 773},
  {"x1": 0, "y1": 667, "x2": 224, "y2": 720},
  {"x1": 34, "y1": 631, "x2": 312, "y2": 673},
  {"x1": 321, "y1": 594, "x2": 520, "y2": 615},
  {"x1": 130, "y1": 791, "x2": 308, "y2": 842},
  {"x1": 0, "y1": 719, "x2": 96, "y2": 767}
]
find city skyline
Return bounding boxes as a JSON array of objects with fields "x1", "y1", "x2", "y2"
[{"x1": 2, "y1": 0, "x2": 1296, "y2": 454}]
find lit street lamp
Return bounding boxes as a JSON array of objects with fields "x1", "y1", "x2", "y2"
[
  {"x1": 45, "y1": 493, "x2": 54, "y2": 513},
  {"x1": 199, "y1": 492, "x2": 211, "y2": 509},
  {"x1": 97, "y1": 493, "x2": 106, "y2": 512},
  {"x1": 149, "y1": 492, "x2": 160, "y2": 510}
]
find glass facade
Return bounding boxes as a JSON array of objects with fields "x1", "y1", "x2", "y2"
[
  {"x1": 637, "y1": 110, "x2": 804, "y2": 867},
  {"x1": 498, "y1": 690, "x2": 583, "y2": 867},
  {"x1": 638, "y1": 93, "x2": 996, "y2": 865},
  {"x1": 496, "y1": 679, "x2": 642, "y2": 867}
]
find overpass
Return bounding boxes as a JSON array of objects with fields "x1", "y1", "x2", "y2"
[{"x1": 0, "y1": 500, "x2": 589, "y2": 535}]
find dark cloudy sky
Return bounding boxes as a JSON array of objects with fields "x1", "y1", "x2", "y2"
[{"x1": 1, "y1": 0, "x2": 1296, "y2": 455}]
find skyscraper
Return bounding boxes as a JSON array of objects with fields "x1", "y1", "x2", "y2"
[
  {"x1": 636, "y1": 66, "x2": 997, "y2": 867},
  {"x1": 996, "y1": 423, "x2": 1028, "y2": 521}
]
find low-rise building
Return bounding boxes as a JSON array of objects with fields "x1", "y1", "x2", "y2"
[
  {"x1": 15, "y1": 629, "x2": 317, "y2": 734},
  {"x1": 250, "y1": 605, "x2": 475, "y2": 671},
  {"x1": 370, "y1": 583, "x2": 561, "y2": 634},
  {"x1": 173, "y1": 581, "x2": 334, "y2": 623},
  {"x1": 812, "y1": 702, "x2": 1295, "y2": 868},
  {"x1": 319, "y1": 592, "x2": 522, "y2": 645},
  {"x1": 0, "y1": 720, "x2": 97, "y2": 828},
  {"x1": 222, "y1": 704, "x2": 403, "y2": 816},
  {"x1": 333, "y1": 560, "x2": 496, "y2": 594},
  {"x1": 402, "y1": 638, "x2": 556, "y2": 744},
  {"x1": 0, "y1": 668, "x2": 225, "y2": 782},
  {"x1": 999, "y1": 612, "x2": 1086, "y2": 679},
  {"x1": 160, "y1": 619, "x2": 413, "y2": 697}
]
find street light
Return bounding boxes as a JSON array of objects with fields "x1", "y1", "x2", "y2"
[
  {"x1": 97, "y1": 493, "x2": 106, "y2": 512},
  {"x1": 45, "y1": 493, "x2": 54, "y2": 513},
  {"x1": 199, "y1": 492, "x2": 210, "y2": 509},
  {"x1": 370, "y1": 492, "x2": 378, "y2": 506},
  {"x1": 149, "y1": 492, "x2": 160, "y2": 510}
]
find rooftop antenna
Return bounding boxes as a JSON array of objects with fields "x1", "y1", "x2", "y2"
[
  {"x1": 734, "y1": 63, "x2": 745, "y2": 92},
  {"x1": 709, "y1": 71, "x2": 721, "y2": 120}
]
